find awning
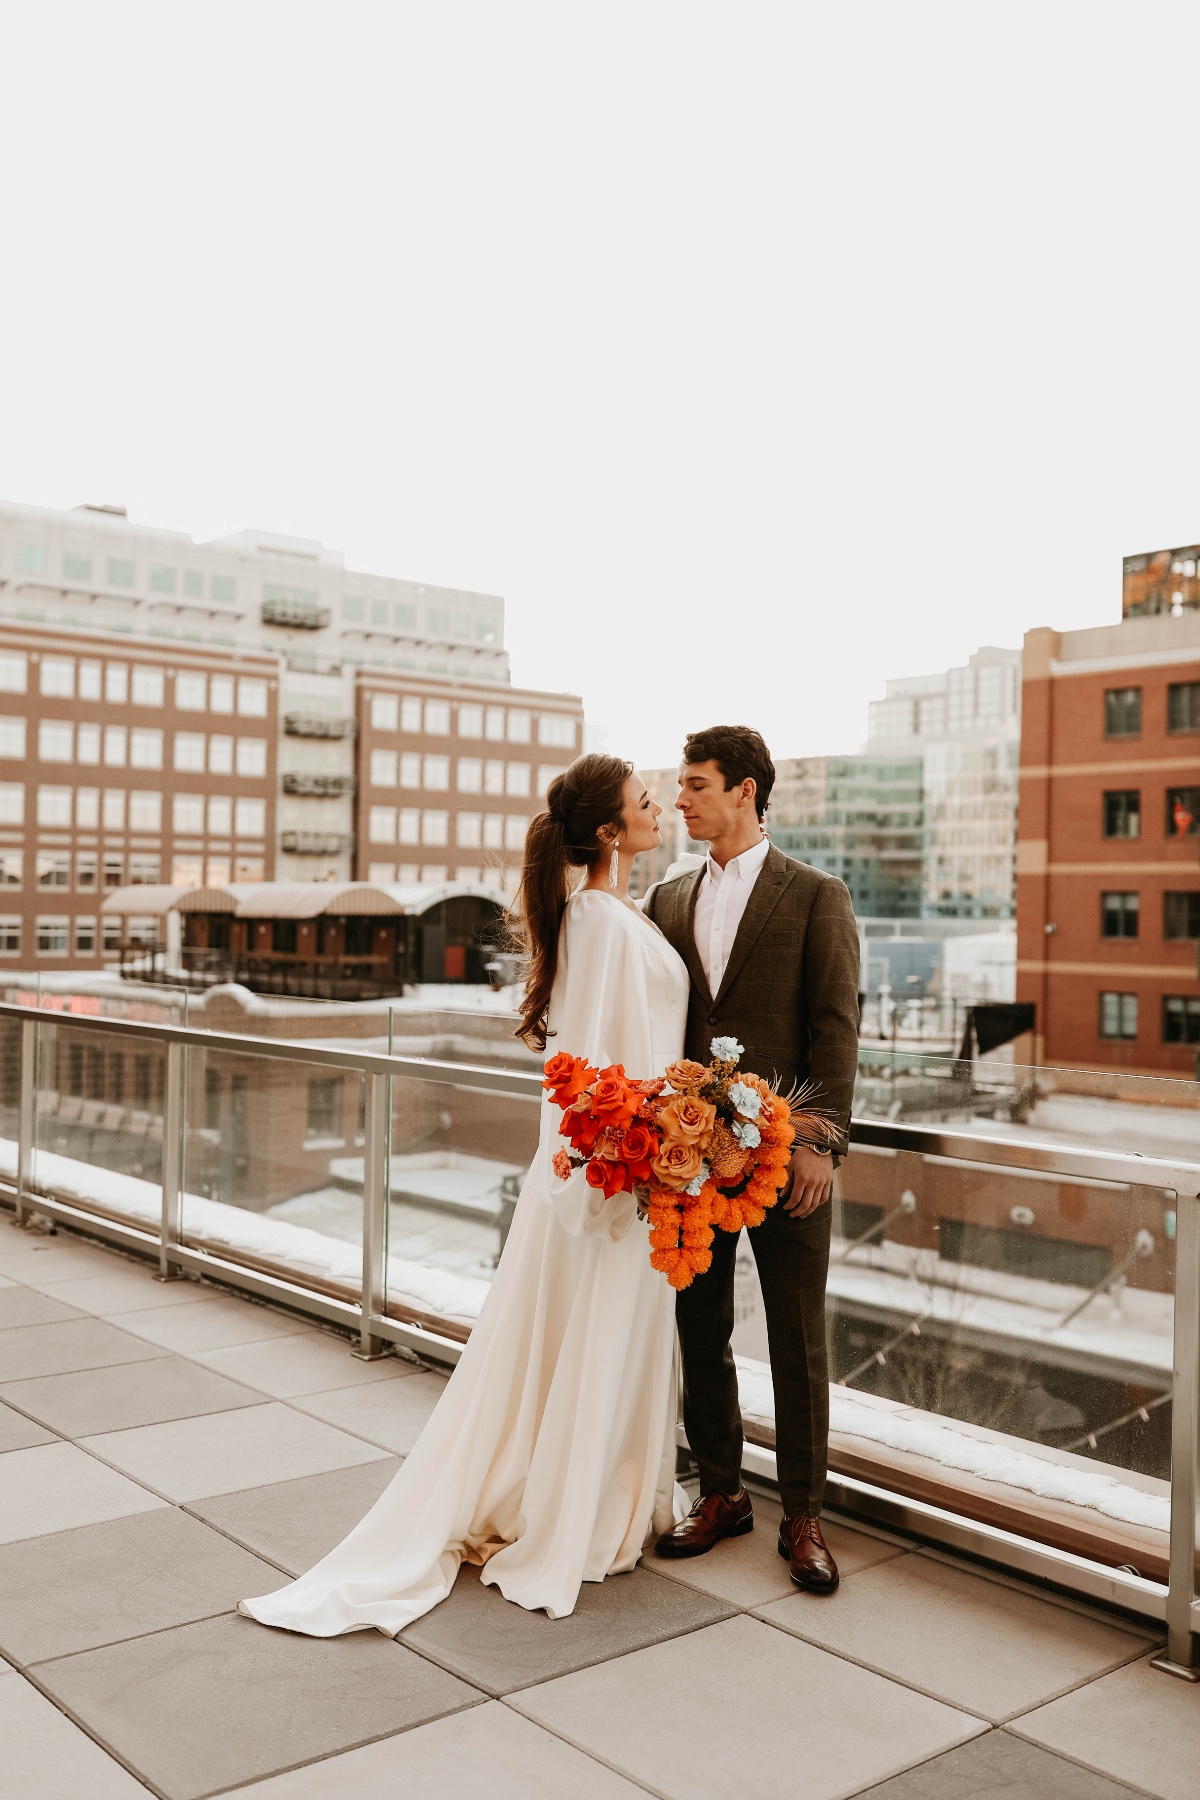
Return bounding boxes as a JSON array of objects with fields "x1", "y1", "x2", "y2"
[{"x1": 100, "y1": 885, "x2": 238, "y2": 918}]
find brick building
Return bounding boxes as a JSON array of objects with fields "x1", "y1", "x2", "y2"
[
  {"x1": 0, "y1": 625, "x2": 278, "y2": 971},
  {"x1": 353, "y1": 672, "x2": 583, "y2": 894},
  {"x1": 1016, "y1": 608, "x2": 1200, "y2": 1075}
]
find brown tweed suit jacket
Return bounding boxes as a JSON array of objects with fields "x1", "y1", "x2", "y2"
[{"x1": 644, "y1": 845, "x2": 860, "y2": 1152}]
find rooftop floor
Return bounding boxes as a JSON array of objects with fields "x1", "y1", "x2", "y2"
[{"x1": 1, "y1": 1218, "x2": 1197, "y2": 1800}]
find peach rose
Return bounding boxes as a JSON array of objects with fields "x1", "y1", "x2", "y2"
[
  {"x1": 651, "y1": 1138, "x2": 704, "y2": 1190},
  {"x1": 551, "y1": 1149, "x2": 572, "y2": 1181},
  {"x1": 664, "y1": 1059, "x2": 709, "y2": 1093},
  {"x1": 658, "y1": 1094, "x2": 716, "y2": 1147}
]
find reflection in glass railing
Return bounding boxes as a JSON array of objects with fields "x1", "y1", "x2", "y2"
[{"x1": 30, "y1": 1020, "x2": 167, "y2": 1198}]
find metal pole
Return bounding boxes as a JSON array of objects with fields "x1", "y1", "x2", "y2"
[
  {"x1": 158, "y1": 1040, "x2": 184, "y2": 1281},
  {"x1": 15, "y1": 1015, "x2": 35, "y2": 1228},
  {"x1": 355, "y1": 1069, "x2": 390, "y2": 1360},
  {"x1": 1154, "y1": 1191, "x2": 1200, "y2": 1679}
]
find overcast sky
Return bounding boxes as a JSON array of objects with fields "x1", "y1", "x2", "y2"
[{"x1": 2, "y1": 3, "x2": 1198, "y2": 770}]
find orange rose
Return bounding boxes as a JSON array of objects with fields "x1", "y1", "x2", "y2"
[
  {"x1": 658, "y1": 1094, "x2": 716, "y2": 1147},
  {"x1": 618, "y1": 1122, "x2": 655, "y2": 1181},
  {"x1": 664, "y1": 1059, "x2": 709, "y2": 1093},
  {"x1": 589, "y1": 1067, "x2": 639, "y2": 1128},
  {"x1": 543, "y1": 1052, "x2": 594, "y2": 1105},
  {"x1": 585, "y1": 1157, "x2": 625, "y2": 1199},
  {"x1": 651, "y1": 1138, "x2": 704, "y2": 1189}
]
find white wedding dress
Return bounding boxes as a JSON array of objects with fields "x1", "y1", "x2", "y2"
[{"x1": 239, "y1": 888, "x2": 689, "y2": 1635}]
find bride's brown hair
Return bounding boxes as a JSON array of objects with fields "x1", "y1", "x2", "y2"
[{"x1": 511, "y1": 752, "x2": 633, "y2": 1051}]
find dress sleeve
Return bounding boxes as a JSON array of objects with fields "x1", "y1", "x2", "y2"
[{"x1": 540, "y1": 892, "x2": 656, "y2": 1242}]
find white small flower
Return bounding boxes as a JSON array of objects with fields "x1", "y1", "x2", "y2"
[
  {"x1": 728, "y1": 1080, "x2": 761, "y2": 1120},
  {"x1": 731, "y1": 1120, "x2": 761, "y2": 1150},
  {"x1": 683, "y1": 1161, "x2": 710, "y2": 1197},
  {"x1": 710, "y1": 1036, "x2": 744, "y2": 1063}
]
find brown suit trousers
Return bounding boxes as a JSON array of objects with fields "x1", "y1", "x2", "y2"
[{"x1": 644, "y1": 847, "x2": 860, "y2": 1517}]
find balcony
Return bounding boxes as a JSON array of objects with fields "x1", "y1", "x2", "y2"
[
  {"x1": 261, "y1": 596, "x2": 331, "y2": 629},
  {"x1": 279, "y1": 829, "x2": 350, "y2": 855},
  {"x1": 283, "y1": 711, "x2": 354, "y2": 739},
  {"x1": 1, "y1": 1003, "x2": 1199, "y2": 1797},
  {"x1": 281, "y1": 772, "x2": 355, "y2": 797}
]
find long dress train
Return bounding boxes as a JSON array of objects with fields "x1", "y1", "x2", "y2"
[{"x1": 238, "y1": 888, "x2": 689, "y2": 1635}]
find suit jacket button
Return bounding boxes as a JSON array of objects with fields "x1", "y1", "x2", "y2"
[{"x1": 707, "y1": 1013, "x2": 717, "y2": 1025}]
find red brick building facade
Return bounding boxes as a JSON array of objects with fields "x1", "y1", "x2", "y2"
[{"x1": 1017, "y1": 611, "x2": 1200, "y2": 1075}]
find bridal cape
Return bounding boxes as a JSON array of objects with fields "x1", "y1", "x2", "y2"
[{"x1": 239, "y1": 888, "x2": 689, "y2": 1635}]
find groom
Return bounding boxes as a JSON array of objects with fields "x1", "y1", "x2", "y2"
[{"x1": 644, "y1": 725, "x2": 860, "y2": 1591}]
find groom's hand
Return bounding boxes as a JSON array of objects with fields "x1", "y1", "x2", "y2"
[{"x1": 781, "y1": 1144, "x2": 834, "y2": 1218}]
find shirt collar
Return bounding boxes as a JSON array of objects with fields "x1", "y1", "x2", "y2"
[{"x1": 705, "y1": 834, "x2": 770, "y2": 885}]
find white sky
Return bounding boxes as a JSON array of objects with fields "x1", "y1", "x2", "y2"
[{"x1": 2, "y1": 3, "x2": 1198, "y2": 771}]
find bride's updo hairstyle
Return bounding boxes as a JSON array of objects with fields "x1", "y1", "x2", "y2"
[{"x1": 513, "y1": 752, "x2": 633, "y2": 1051}]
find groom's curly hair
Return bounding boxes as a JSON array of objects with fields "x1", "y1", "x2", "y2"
[{"x1": 682, "y1": 725, "x2": 775, "y2": 819}]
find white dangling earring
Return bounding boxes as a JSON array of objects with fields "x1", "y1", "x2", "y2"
[{"x1": 609, "y1": 840, "x2": 620, "y2": 889}]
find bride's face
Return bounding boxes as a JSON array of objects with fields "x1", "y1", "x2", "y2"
[{"x1": 617, "y1": 775, "x2": 662, "y2": 855}]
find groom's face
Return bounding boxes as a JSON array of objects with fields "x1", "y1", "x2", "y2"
[{"x1": 676, "y1": 758, "x2": 754, "y2": 842}]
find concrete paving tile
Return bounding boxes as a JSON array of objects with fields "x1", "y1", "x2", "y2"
[
  {"x1": 0, "y1": 1284, "x2": 86, "y2": 1329},
  {"x1": 188, "y1": 1331, "x2": 414, "y2": 1399},
  {"x1": 0, "y1": 1441, "x2": 166, "y2": 1545},
  {"x1": 36, "y1": 1611, "x2": 482, "y2": 1800},
  {"x1": 509, "y1": 1612, "x2": 984, "y2": 1800},
  {"x1": 81, "y1": 1400, "x2": 390, "y2": 1500},
  {"x1": 0, "y1": 1665, "x2": 150, "y2": 1798},
  {"x1": 1, "y1": 1355, "x2": 263, "y2": 1437},
  {"x1": 0, "y1": 1506, "x2": 284, "y2": 1664},
  {"x1": 224, "y1": 1698, "x2": 644, "y2": 1797},
  {"x1": 852, "y1": 1725, "x2": 1145, "y2": 1798},
  {"x1": 291, "y1": 1370, "x2": 449, "y2": 1452},
  {"x1": 756, "y1": 1553, "x2": 1152, "y2": 1723},
  {"x1": 647, "y1": 1491, "x2": 906, "y2": 1609},
  {"x1": 116, "y1": 1295, "x2": 320, "y2": 1352},
  {"x1": 402, "y1": 1561, "x2": 735, "y2": 1696},
  {"x1": 1011, "y1": 1651, "x2": 1200, "y2": 1800},
  {"x1": 0, "y1": 1316, "x2": 168, "y2": 1382},
  {"x1": 0, "y1": 1396, "x2": 57, "y2": 1451},
  {"x1": 37, "y1": 1270, "x2": 214, "y2": 1315},
  {"x1": 0, "y1": 1238, "x2": 123, "y2": 1283},
  {"x1": 188, "y1": 1458, "x2": 403, "y2": 1575}
]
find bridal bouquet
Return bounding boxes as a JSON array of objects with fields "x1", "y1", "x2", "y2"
[{"x1": 543, "y1": 1037, "x2": 839, "y2": 1290}]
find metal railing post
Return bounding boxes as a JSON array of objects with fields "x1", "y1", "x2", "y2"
[
  {"x1": 158, "y1": 1040, "x2": 185, "y2": 1281},
  {"x1": 15, "y1": 1015, "x2": 35, "y2": 1228},
  {"x1": 355, "y1": 1069, "x2": 389, "y2": 1360},
  {"x1": 1154, "y1": 1191, "x2": 1200, "y2": 1679}
]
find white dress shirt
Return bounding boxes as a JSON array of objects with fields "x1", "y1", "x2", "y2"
[{"x1": 693, "y1": 834, "x2": 770, "y2": 996}]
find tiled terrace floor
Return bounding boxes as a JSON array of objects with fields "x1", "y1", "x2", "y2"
[{"x1": 2, "y1": 1217, "x2": 1198, "y2": 1800}]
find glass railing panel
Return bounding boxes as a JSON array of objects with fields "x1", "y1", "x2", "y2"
[
  {"x1": 28, "y1": 1019, "x2": 167, "y2": 1227},
  {"x1": 382, "y1": 1068, "x2": 541, "y2": 1338},
  {"x1": 0, "y1": 1015, "x2": 21, "y2": 1181},
  {"x1": 180, "y1": 1045, "x2": 366, "y2": 1300}
]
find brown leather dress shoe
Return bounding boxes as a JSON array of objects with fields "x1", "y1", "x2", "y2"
[
  {"x1": 778, "y1": 1515, "x2": 840, "y2": 1592},
  {"x1": 654, "y1": 1489, "x2": 754, "y2": 1558}
]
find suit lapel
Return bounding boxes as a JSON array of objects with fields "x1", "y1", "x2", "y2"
[
  {"x1": 714, "y1": 846, "x2": 797, "y2": 1006},
  {"x1": 678, "y1": 864, "x2": 712, "y2": 1007}
]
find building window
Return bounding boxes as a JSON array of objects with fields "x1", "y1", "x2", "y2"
[
  {"x1": 38, "y1": 721, "x2": 73, "y2": 762},
  {"x1": 18, "y1": 544, "x2": 48, "y2": 573},
  {"x1": 103, "y1": 853, "x2": 124, "y2": 889},
  {"x1": 505, "y1": 816, "x2": 528, "y2": 851},
  {"x1": 207, "y1": 795, "x2": 232, "y2": 835},
  {"x1": 394, "y1": 602, "x2": 417, "y2": 630},
  {"x1": 74, "y1": 917, "x2": 97, "y2": 955},
  {"x1": 399, "y1": 808, "x2": 420, "y2": 845},
  {"x1": 0, "y1": 653, "x2": 26, "y2": 693},
  {"x1": 370, "y1": 599, "x2": 388, "y2": 627},
  {"x1": 425, "y1": 700, "x2": 451, "y2": 735},
  {"x1": 424, "y1": 755, "x2": 450, "y2": 790},
  {"x1": 107, "y1": 558, "x2": 135, "y2": 587},
  {"x1": 422, "y1": 810, "x2": 449, "y2": 846},
  {"x1": 103, "y1": 790, "x2": 126, "y2": 831},
  {"x1": 342, "y1": 595, "x2": 366, "y2": 624},
  {"x1": 149, "y1": 566, "x2": 176, "y2": 594},
  {"x1": 458, "y1": 704, "x2": 483, "y2": 739},
  {"x1": 1100, "y1": 891, "x2": 1139, "y2": 938},
  {"x1": 102, "y1": 915, "x2": 123, "y2": 951},
  {"x1": 36, "y1": 852, "x2": 70, "y2": 889},
  {"x1": 0, "y1": 916, "x2": 20, "y2": 954},
  {"x1": 132, "y1": 666, "x2": 165, "y2": 706},
  {"x1": 476, "y1": 618, "x2": 497, "y2": 643},
  {"x1": 234, "y1": 797, "x2": 265, "y2": 838},
  {"x1": 367, "y1": 862, "x2": 394, "y2": 882},
  {"x1": 75, "y1": 853, "x2": 97, "y2": 891},
  {"x1": 237, "y1": 678, "x2": 268, "y2": 718},
  {"x1": 36, "y1": 786, "x2": 71, "y2": 827},
  {"x1": 368, "y1": 807, "x2": 396, "y2": 846},
  {"x1": 77, "y1": 724, "x2": 100, "y2": 764},
  {"x1": 427, "y1": 608, "x2": 450, "y2": 636},
  {"x1": 130, "y1": 728, "x2": 163, "y2": 770},
  {"x1": 105, "y1": 663, "x2": 128, "y2": 704},
  {"x1": 1167, "y1": 682, "x2": 1200, "y2": 734},
  {"x1": 183, "y1": 570, "x2": 204, "y2": 598},
  {"x1": 505, "y1": 762, "x2": 531, "y2": 798},
  {"x1": 1103, "y1": 688, "x2": 1142, "y2": 737},
  {"x1": 129, "y1": 854, "x2": 161, "y2": 884},
  {"x1": 75, "y1": 788, "x2": 99, "y2": 828},
  {"x1": 103, "y1": 725, "x2": 127, "y2": 767},
  {"x1": 483, "y1": 813, "x2": 503, "y2": 849},
  {"x1": 456, "y1": 812, "x2": 482, "y2": 848},
  {"x1": 235, "y1": 738, "x2": 267, "y2": 778},
  {"x1": 537, "y1": 764, "x2": 567, "y2": 796},
  {"x1": 172, "y1": 794, "x2": 204, "y2": 834},
  {"x1": 1103, "y1": 790, "x2": 1140, "y2": 839},
  {"x1": 63, "y1": 552, "x2": 91, "y2": 581},
  {"x1": 208, "y1": 735, "x2": 233, "y2": 775},
  {"x1": 0, "y1": 783, "x2": 22, "y2": 825},
  {"x1": 40, "y1": 657, "x2": 74, "y2": 698},
  {"x1": 171, "y1": 857, "x2": 203, "y2": 886},
  {"x1": 211, "y1": 575, "x2": 236, "y2": 603},
  {"x1": 485, "y1": 707, "x2": 506, "y2": 742},
  {"x1": 36, "y1": 917, "x2": 69, "y2": 955},
  {"x1": 397, "y1": 751, "x2": 420, "y2": 789},
  {"x1": 206, "y1": 856, "x2": 230, "y2": 886},
  {"x1": 0, "y1": 851, "x2": 21, "y2": 887},
  {"x1": 1164, "y1": 892, "x2": 1200, "y2": 940},
  {"x1": 174, "y1": 733, "x2": 206, "y2": 773},
  {"x1": 1099, "y1": 991, "x2": 1138, "y2": 1040},
  {"x1": 538, "y1": 713, "x2": 576, "y2": 749},
  {"x1": 370, "y1": 749, "x2": 397, "y2": 787},
  {"x1": 400, "y1": 697, "x2": 422, "y2": 732},
  {"x1": 456, "y1": 758, "x2": 483, "y2": 793},
  {"x1": 176, "y1": 672, "x2": 206, "y2": 710},
  {"x1": 506, "y1": 710, "x2": 532, "y2": 745},
  {"x1": 210, "y1": 675, "x2": 234, "y2": 713},
  {"x1": 484, "y1": 759, "x2": 505, "y2": 796},
  {"x1": 370, "y1": 693, "x2": 398, "y2": 731},
  {"x1": 1164, "y1": 996, "x2": 1200, "y2": 1045},
  {"x1": 129, "y1": 791, "x2": 162, "y2": 831},
  {"x1": 1167, "y1": 787, "x2": 1200, "y2": 837},
  {"x1": 78, "y1": 661, "x2": 101, "y2": 700},
  {"x1": 306, "y1": 1076, "x2": 343, "y2": 1142}
]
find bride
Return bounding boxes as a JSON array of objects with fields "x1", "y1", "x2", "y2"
[{"x1": 239, "y1": 753, "x2": 689, "y2": 1634}]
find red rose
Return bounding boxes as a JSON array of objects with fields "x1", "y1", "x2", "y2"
[
  {"x1": 618, "y1": 1122, "x2": 656, "y2": 1181},
  {"x1": 584, "y1": 1157, "x2": 626, "y2": 1199},
  {"x1": 590, "y1": 1066, "x2": 638, "y2": 1128},
  {"x1": 543, "y1": 1053, "x2": 593, "y2": 1106}
]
